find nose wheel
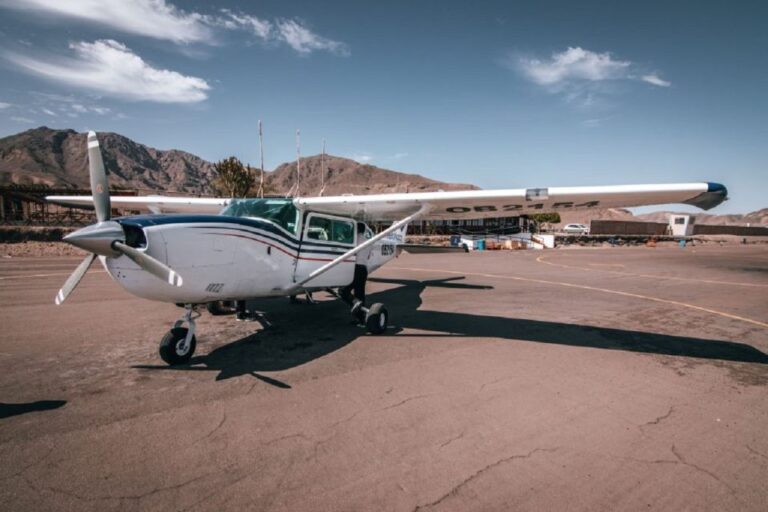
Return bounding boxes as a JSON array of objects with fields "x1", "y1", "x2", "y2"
[{"x1": 159, "y1": 305, "x2": 199, "y2": 365}]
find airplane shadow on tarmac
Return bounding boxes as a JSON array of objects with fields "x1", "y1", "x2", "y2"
[
  {"x1": 0, "y1": 400, "x2": 66, "y2": 420},
  {"x1": 134, "y1": 276, "x2": 768, "y2": 386}
]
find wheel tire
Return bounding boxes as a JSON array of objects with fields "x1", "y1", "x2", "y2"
[
  {"x1": 159, "y1": 327, "x2": 196, "y2": 365},
  {"x1": 365, "y1": 303, "x2": 388, "y2": 335},
  {"x1": 206, "y1": 301, "x2": 235, "y2": 316}
]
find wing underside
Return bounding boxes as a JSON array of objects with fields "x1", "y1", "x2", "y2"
[
  {"x1": 297, "y1": 182, "x2": 727, "y2": 221},
  {"x1": 46, "y1": 195, "x2": 227, "y2": 214},
  {"x1": 47, "y1": 182, "x2": 727, "y2": 220}
]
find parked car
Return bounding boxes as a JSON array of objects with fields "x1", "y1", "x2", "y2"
[{"x1": 562, "y1": 223, "x2": 590, "y2": 235}]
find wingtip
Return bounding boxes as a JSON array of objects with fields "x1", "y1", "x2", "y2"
[{"x1": 683, "y1": 182, "x2": 728, "y2": 211}]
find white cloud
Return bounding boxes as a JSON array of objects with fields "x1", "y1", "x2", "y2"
[
  {"x1": 641, "y1": 73, "x2": 671, "y2": 87},
  {"x1": 519, "y1": 47, "x2": 631, "y2": 86},
  {"x1": 0, "y1": 0, "x2": 212, "y2": 44},
  {"x1": 352, "y1": 153, "x2": 373, "y2": 163},
  {"x1": 0, "y1": 1, "x2": 349, "y2": 55},
  {"x1": 392, "y1": 152, "x2": 409, "y2": 159},
  {"x1": 41, "y1": 107, "x2": 57, "y2": 116},
  {"x1": 513, "y1": 47, "x2": 672, "y2": 107},
  {"x1": 581, "y1": 118, "x2": 602, "y2": 128},
  {"x1": 11, "y1": 116, "x2": 34, "y2": 123},
  {"x1": 0, "y1": 102, "x2": 11, "y2": 109},
  {"x1": 275, "y1": 19, "x2": 349, "y2": 56},
  {"x1": 216, "y1": 9, "x2": 272, "y2": 40},
  {"x1": 7, "y1": 39, "x2": 210, "y2": 103}
]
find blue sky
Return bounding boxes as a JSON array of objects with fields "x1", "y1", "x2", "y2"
[{"x1": 0, "y1": 0, "x2": 765, "y2": 214}]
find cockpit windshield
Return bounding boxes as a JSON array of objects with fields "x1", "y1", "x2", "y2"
[{"x1": 220, "y1": 198, "x2": 299, "y2": 235}]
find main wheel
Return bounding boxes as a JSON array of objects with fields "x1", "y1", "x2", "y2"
[
  {"x1": 365, "y1": 303, "x2": 388, "y2": 335},
  {"x1": 159, "y1": 327, "x2": 196, "y2": 365}
]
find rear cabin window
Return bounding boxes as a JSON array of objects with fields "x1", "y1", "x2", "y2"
[{"x1": 307, "y1": 216, "x2": 354, "y2": 245}]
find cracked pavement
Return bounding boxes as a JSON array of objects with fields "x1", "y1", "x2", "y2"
[{"x1": 1, "y1": 246, "x2": 767, "y2": 510}]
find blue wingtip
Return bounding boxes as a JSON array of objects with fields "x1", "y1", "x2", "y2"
[{"x1": 683, "y1": 182, "x2": 728, "y2": 210}]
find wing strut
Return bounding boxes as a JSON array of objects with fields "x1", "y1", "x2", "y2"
[{"x1": 282, "y1": 205, "x2": 430, "y2": 294}]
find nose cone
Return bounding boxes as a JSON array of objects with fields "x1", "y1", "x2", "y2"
[{"x1": 64, "y1": 221, "x2": 124, "y2": 257}]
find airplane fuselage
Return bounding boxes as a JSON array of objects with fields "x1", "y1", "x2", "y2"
[{"x1": 102, "y1": 211, "x2": 399, "y2": 303}]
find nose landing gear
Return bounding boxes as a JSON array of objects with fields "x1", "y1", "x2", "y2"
[{"x1": 159, "y1": 305, "x2": 199, "y2": 365}]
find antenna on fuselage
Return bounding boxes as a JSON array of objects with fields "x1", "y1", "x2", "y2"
[
  {"x1": 319, "y1": 138, "x2": 326, "y2": 197},
  {"x1": 258, "y1": 120, "x2": 265, "y2": 199}
]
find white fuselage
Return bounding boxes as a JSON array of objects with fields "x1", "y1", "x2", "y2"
[{"x1": 102, "y1": 210, "x2": 401, "y2": 303}]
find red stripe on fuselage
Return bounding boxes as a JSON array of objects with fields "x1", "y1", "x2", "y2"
[{"x1": 205, "y1": 232, "x2": 355, "y2": 263}]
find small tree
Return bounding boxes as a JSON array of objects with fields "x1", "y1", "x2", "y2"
[
  {"x1": 212, "y1": 157, "x2": 255, "y2": 198},
  {"x1": 529, "y1": 212, "x2": 561, "y2": 233}
]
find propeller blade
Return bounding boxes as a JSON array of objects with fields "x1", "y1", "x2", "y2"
[
  {"x1": 54, "y1": 253, "x2": 97, "y2": 305},
  {"x1": 87, "y1": 131, "x2": 111, "y2": 223},
  {"x1": 113, "y1": 241, "x2": 183, "y2": 287}
]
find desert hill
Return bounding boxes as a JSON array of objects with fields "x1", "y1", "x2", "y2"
[
  {"x1": 0, "y1": 127, "x2": 476, "y2": 196},
  {"x1": 268, "y1": 155, "x2": 477, "y2": 196},
  {"x1": 636, "y1": 209, "x2": 768, "y2": 226},
  {"x1": 0, "y1": 127, "x2": 216, "y2": 194}
]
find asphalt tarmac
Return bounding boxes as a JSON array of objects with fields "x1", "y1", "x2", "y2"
[{"x1": 1, "y1": 245, "x2": 766, "y2": 511}]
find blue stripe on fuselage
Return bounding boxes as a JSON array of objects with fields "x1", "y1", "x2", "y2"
[{"x1": 116, "y1": 214, "x2": 354, "y2": 256}]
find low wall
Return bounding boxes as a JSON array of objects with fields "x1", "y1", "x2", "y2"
[
  {"x1": 590, "y1": 220, "x2": 667, "y2": 235},
  {"x1": 693, "y1": 225, "x2": 768, "y2": 236}
]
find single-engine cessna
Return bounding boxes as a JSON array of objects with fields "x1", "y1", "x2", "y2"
[{"x1": 49, "y1": 132, "x2": 728, "y2": 365}]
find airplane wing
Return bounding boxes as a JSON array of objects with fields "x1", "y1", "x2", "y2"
[
  {"x1": 46, "y1": 195, "x2": 228, "y2": 214},
  {"x1": 296, "y1": 182, "x2": 727, "y2": 221}
]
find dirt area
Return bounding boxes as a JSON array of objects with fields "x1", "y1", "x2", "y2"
[{"x1": 0, "y1": 246, "x2": 767, "y2": 511}]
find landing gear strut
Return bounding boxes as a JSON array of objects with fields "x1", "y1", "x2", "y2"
[{"x1": 159, "y1": 305, "x2": 199, "y2": 365}]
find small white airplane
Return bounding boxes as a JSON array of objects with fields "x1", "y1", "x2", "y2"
[{"x1": 48, "y1": 132, "x2": 728, "y2": 365}]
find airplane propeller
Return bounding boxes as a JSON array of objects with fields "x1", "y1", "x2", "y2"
[{"x1": 54, "y1": 131, "x2": 183, "y2": 305}]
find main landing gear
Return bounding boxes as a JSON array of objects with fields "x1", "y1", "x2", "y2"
[
  {"x1": 328, "y1": 289, "x2": 389, "y2": 335},
  {"x1": 159, "y1": 305, "x2": 199, "y2": 365}
]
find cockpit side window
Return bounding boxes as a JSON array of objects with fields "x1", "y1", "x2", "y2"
[{"x1": 221, "y1": 199, "x2": 299, "y2": 235}]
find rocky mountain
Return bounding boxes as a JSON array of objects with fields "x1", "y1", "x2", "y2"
[
  {"x1": 268, "y1": 155, "x2": 477, "y2": 196},
  {"x1": 0, "y1": 127, "x2": 476, "y2": 196},
  {"x1": 0, "y1": 127, "x2": 216, "y2": 194}
]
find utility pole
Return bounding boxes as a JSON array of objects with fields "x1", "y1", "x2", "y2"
[
  {"x1": 295, "y1": 129, "x2": 301, "y2": 197},
  {"x1": 320, "y1": 138, "x2": 326, "y2": 197},
  {"x1": 258, "y1": 120, "x2": 265, "y2": 198}
]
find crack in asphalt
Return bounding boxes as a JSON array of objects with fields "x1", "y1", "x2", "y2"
[
  {"x1": 381, "y1": 394, "x2": 431, "y2": 411},
  {"x1": 638, "y1": 405, "x2": 678, "y2": 435},
  {"x1": 0, "y1": 445, "x2": 54, "y2": 482},
  {"x1": 411, "y1": 447, "x2": 559, "y2": 511},
  {"x1": 21, "y1": 470, "x2": 214, "y2": 503},
  {"x1": 670, "y1": 444, "x2": 744, "y2": 505},
  {"x1": 746, "y1": 445, "x2": 768, "y2": 461},
  {"x1": 477, "y1": 376, "x2": 512, "y2": 393},
  {"x1": 178, "y1": 472, "x2": 250, "y2": 512},
  {"x1": 438, "y1": 431, "x2": 466, "y2": 449},
  {"x1": 195, "y1": 411, "x2": 227, "y2": 443}
]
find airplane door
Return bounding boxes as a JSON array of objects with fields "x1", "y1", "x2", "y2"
[{"x1": 293, "y1": 213, "x2": 356, "y2": 288}]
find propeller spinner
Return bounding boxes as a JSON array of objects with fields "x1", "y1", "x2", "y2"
[{"x1": 54, "y1": 131, "x2": 183, "y2": 305}]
